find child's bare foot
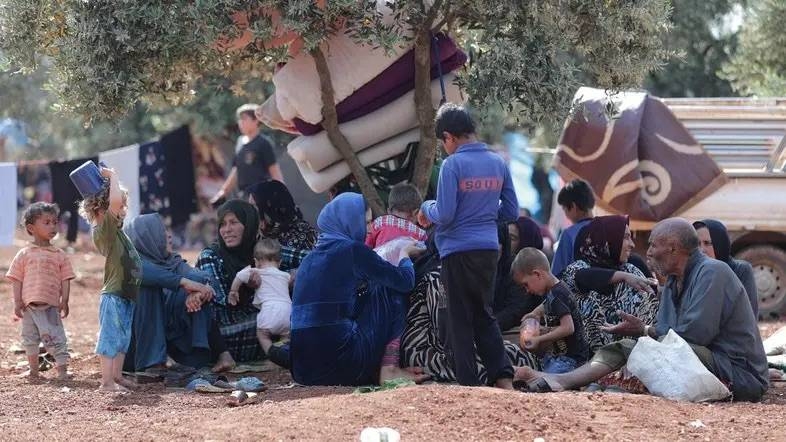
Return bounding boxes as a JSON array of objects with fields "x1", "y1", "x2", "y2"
[
  {"x1": 97, "y1": 382, "x2": 129, "y2": 393},
  {"x1": 56, "y1": 366, "x2": 73, "y2": 381},
  {"x1": 379, "y1": 365, "x2": 431, "y2": 384},
  {"x1": 211, "y1": 352, "x2": 236, "y2": 373},
  {"x1": 17, "y1": 369, "x2": 40, "y2": 380},
  {"x1": 115, "y1": 376, "x2": 138, "y2": 390}
]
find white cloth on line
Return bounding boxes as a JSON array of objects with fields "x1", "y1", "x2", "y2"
[
  {"x1": 99, "y1": 144, "x2": 141, "y2": 220},
  {"x1": 0, "y1": 162, "x2": 18, "y2": 246}
]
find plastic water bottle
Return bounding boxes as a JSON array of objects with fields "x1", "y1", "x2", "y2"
[{"x1": 360, "y1": 427, "x2": 401, "y2": 442}]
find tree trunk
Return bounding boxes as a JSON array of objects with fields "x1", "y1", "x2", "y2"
[
  {"x1": 311, "y1": 47, "x2": 385, "y2": 216},
  {"x1": 411, "y1": 27, "x2": 439, "y2": 196}
]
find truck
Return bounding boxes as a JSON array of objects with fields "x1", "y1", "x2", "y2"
[{"x1": 589, "y1": 98, "x2": 786, "y2": 318}]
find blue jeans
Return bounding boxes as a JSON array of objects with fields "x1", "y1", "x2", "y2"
[{"x1": 541, "y1": 354, "x2": 580, "y2": 374}]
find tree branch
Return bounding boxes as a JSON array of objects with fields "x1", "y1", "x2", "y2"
[{"x1": 311, "y1": 46, "x2": 385, "y2": 215}]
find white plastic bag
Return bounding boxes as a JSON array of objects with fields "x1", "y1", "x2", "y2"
[
  {"x1": 626, "y1": 329, "x2": 730, "y2": 402},
  {"x1": 763, "y1": 325, "x2": 786, "y2": 356},
  {"x1": 374, "y1": 236, "x2": 424, "y2": 265}
]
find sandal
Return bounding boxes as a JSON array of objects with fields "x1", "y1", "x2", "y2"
[{"x1": 526, "y1": 378, "x2": 555, "y2": 393}]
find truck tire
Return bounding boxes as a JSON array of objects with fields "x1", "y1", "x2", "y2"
[{"x1": 737, "y1": 245, "x2": 786, "y2": 319}]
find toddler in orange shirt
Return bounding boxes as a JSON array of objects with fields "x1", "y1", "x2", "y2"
[{"x1": 6, "y1": 202, "x2": 75, "y2": 380}]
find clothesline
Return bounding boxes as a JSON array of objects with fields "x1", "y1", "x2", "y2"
[{"x1": 3, "y1": 125, "x2": 198, "y2": 247}]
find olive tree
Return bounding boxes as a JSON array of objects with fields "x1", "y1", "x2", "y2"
[{"x1": 1, "y1": 0, "x2": 672, "y2": 214}]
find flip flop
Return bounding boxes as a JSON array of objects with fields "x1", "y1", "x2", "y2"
[
  {"x1": 526, "y1": 378, "x2": 555, "y2": 393},
  {"x1": 231, "y1": 377, "x2": 267, "y2": 392},
  {"x1": 229, "y1": 363, "x2": 269, "y2": 374}
]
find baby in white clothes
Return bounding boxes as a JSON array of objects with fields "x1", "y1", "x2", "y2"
[{"x1": 229, "y1": 238, "x2": 291, "y2": 355}]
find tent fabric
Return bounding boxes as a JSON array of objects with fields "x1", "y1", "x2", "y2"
[
  {"x1": 287, "y1": 73, "x2": 463, "y2": 173},
  {"x1": 554, "y1": 87, "x2": 727, "y2": 221}
]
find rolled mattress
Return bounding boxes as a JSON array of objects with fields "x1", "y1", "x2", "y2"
[
  {"x1": 288, "y1": 73, "x2": 463, "y2": 173},
  {"x1": 296, "y1": 128, "x2": 421, "y2": 194}
]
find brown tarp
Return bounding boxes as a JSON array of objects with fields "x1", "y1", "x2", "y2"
[{"x1": 554, "y1": 87, "x2": 727, "y2": 222}]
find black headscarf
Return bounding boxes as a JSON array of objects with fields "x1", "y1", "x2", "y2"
[
  {"x1": 210, "y1": 199, "x2": 260, "y2": 280},
  {"x1": 693, "y1": 219, "x2": 732, "y2": 263},
  {"x1": 248, "y1": 180, "x2": 303, "y2": 237},
  {"x1": 513, "y1": 216, "x2": 544, "y2": 253},
  {"x1": 575, "y1": 215, "x2": 630, "y2": 269}
]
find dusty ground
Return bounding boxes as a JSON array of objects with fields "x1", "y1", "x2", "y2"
[{"x1": 1, "y1": 245, "x2": 784, "y2": 441}]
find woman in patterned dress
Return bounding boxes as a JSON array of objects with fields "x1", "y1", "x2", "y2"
[{"x1": 560, "y1": 215, "x2": 659, "y2": 353}]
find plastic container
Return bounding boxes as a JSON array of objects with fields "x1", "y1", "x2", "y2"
[
  {"x1": 520, "y1": 318, "x2": 540, "y2": 349},
  {"x1": 360, "y1": 427, "x2": 400, "y2": 442},
  {"x1": 68, "y1": 160, "x2": 105, "y2": 198}
]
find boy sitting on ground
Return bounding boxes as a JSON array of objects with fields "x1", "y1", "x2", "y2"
[
  {"x1": 511, "y1": 247, "x2": 589, "y2": 374},
  {"x1": 229, "y1": 238, "x2": 291, "y2": 356},
  {"x1": 366, "y1": 182, "x2": 428, "y2": 249}
]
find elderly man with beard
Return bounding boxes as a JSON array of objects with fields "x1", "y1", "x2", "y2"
[{"x1": 514, "y1": 218, "x2": 769, "y2": 402}]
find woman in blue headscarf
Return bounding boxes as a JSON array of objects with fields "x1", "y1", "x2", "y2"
[
  {"x1": 123, "y1": 214, "x2": 234, "y2": 373},
  {"x1": 290, "y1": 193, "x2": 426, "y2": 386}
]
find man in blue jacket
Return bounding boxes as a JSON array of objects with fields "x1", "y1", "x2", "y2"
[{"x1": 420, "y1": 103, "x2": 518, "y2": 388}]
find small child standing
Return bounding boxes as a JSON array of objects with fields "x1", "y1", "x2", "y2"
[
  {"x1": 419, "y1": 103, "x2": 519, "y2": 388},
  {"x1": 77, "y1": 167, "x2": 142, "y2": 392},
  {"x1": 6, "y1": 202, "x2": 75, "y2": 380},
  {"x1": 365, "y1": 183, "x2": 428, "y2": 249},
  {"x1": 229, "y1": 238, "x2": 291, "y2": 356},
  {"x1": 511, "y1": 248, "x2": 589, "y2": 374}
]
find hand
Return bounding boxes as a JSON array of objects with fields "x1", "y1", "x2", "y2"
[
  {"x1": 416, "y1": 210, "x2": 431, "y2": 228},
  {"x1": 14, "y1": 302, "x2": 24, "y2": 319},
  {"x1": 622, "y1": 273, "x2": 655, "y2": 295},
  {"x1": 59, "y1": 302, "x2": 69, "y2": 319},
  {"x1": 99, "y1": 166, "x2": 116, "y2": 179},
  {"x1": 209, "y1": 189, "x2": 226, "y2": 206},
  {"x1": 522, "y1": 335, "x2": 542, "y2": 351},
  {"x1": 246, "y1": 271, "x2": 261, "y2": 289},
  {"x1": 228, "y1": 290, "x2": 240, "y2": 306},
  {"x1": 402, "y1": 241, "x2": 427, "y2": 258},
  {"x1": 600, "y1": 310, "x2": 646, "y2": 337},
  {"x1": 198, "y1": 285, "x2": 215, "y2": 303},
  {"x1": 185, "y1": 293, "x2": 202, "y2": 312}
]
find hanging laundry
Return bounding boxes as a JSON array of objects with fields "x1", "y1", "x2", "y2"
[
  {"x1": 50, "y1": 158, "x2": 97, "y2": 243},
  {"x1": 0, "y1": 162, "x2": 18, "y2": 246},
  {"x1": 99, "y1": 144, "x2": 141, "y2": 220},
  {"x1": 160, "y1": 126, "x2": 198, "y2": 227},
  {"x1": 139, "y1": 141, "x2": 170, "y2": 217}
]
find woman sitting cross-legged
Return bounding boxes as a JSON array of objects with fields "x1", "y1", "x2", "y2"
[
  {"x1": 560, "y1": 215, "x2": 659, "y2": 352},
  {"x1": 123, "y1": 214, "x2": 235, "y2": 373},
  {"x1": 289, "y1": 192, "x2": 428, "y2": 386}
]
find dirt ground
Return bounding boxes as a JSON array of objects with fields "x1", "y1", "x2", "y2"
[{"x1": 1, "y1": 245, "x2": 785, "y2": 441}]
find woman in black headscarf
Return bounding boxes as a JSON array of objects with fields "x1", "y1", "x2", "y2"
[
  {"x1": 561, "y1": 215, "x2": 659, "y2": 352},
  {"x1": 248, "y1": 180, "x2": 317, "y2": 250},
  {"x1": 494, "y1": 220, "x2": 543, "y2": 331},
  {"x1": 195, "y1": 200, "x2": 265, "y2": 363},
  {"x1": 693, "y1": 219, "x2": 758, "y2": 317}
]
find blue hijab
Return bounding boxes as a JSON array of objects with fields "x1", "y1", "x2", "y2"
[{"x1": 316, "y1": 192, "x2": 367, "y2": 246}]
